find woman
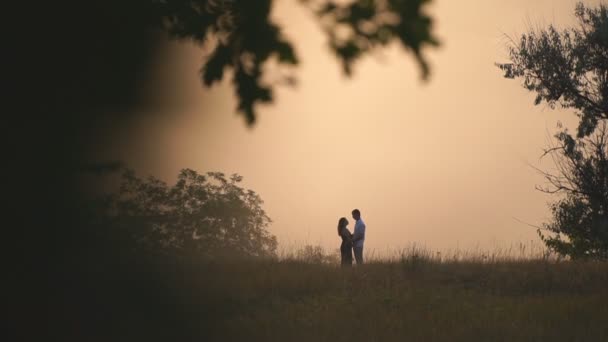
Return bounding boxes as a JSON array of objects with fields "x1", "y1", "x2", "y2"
[{"x1": 337, "y1": 217, "x2": 353, "y2": 266}]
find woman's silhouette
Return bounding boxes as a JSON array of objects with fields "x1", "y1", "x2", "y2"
[{"x1": 338, "y1": 217, "x2": 353, "y2": 266}]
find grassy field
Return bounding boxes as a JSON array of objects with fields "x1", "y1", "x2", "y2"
[{"x1": 131, "y1": 249, "x2": 608, "y2": 342}]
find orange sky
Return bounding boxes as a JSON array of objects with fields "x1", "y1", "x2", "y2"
[{"x1": 94, "y1": 0, "x2": 601, "y2": 254}]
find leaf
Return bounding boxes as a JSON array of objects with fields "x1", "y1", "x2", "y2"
[
  {"x1": 202, "y1": 44, "x2": 232, "y2": 86},
  {"x1": 275, "y1": 40, "x2": 298, "y2": 65}
]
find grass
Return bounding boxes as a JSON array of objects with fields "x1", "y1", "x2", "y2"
[{"x1": 129, "y1": 247, "x2": 608, "y2": 342}]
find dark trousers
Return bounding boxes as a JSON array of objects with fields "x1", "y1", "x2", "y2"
[{"x1": 354, "y1": 246, "x2": 364, "y2": 265}]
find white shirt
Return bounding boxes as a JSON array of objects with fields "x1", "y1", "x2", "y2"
[{"x1": 353, "y1": 219, "x2": 366, "y2": 248}]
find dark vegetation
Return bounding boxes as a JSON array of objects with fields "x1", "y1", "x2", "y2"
[
  {"x1": 497, "y1": 3, "x2": 608, "y2": 138},
  {"x1": 71, "y1": 254, "x2": 608, "y2": 341},
  {"x1": 8, "y1": 1, "x2": 438, "y2": 340},
  {"x1": 538, "y1": 125, "x2": 608, "y2": 259},
  {"x1": 91, "y1": 169, "x2": 277, "y2": 259},
  {"x1": 498, "y1": 2, "x2": 608, "y2": 259},
  {"x1": 7, "y1": 0, "x2": 608, "y2": 340}
]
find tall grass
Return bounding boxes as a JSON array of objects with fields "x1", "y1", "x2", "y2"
[
  {"x1": 280, "y1": 241, "x2": 558, "y2": 264},
  {"x1": 63, "y1": 245, "x2": 608, "y2": 341},
  {"x1": 153, "y1": 245, "x2": 608, "y2": 341}
]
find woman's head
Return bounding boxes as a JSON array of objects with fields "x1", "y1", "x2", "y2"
[{"x1": 337, "y1": 217, "x2": 348, "y2": 236}]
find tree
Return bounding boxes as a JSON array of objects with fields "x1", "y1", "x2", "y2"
[
  {"x1": 160, "y1": 0, "x2": 439, "y2": 124},
  {"x1": 97, "y1": 169, "x2": 278, "y2": 258},
  {"x1": 498, "y1": 2, "x2": 608, "y2": 258},
  {"x1": 497, "y1": 2, "x2": 608, "y2": 138},
  {"x1": 537, "y1": 124, "x2": 608, "y2": 259}
]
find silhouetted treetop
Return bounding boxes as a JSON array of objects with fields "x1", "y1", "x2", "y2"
[
  {"x1": 94, "y1": 168, "x2": 277, "y2": 258},
  {"x1": 497, "y1": 2, "x2": 608, "y2": 259},
  {"x1": 158, "y1": 0, "x2": 438, "y2": 124},
  {"x1": 497, "y1": 3, "x2": 608, "y2": 137}
]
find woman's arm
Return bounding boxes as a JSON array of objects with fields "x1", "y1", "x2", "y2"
[{"x1": 345, "y1": 229, "x2": 353, "y2": 242}]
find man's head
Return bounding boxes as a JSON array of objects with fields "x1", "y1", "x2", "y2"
[{"x1": 352, "y1": 209, "x2": 361, "y2": 221}]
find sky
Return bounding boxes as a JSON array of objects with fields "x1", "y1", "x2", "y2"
[{"x1": 93, "y1": 0, "x2": 602, "y2": 254}]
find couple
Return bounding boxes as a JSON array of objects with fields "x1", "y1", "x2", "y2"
[{"x1": 337, "y1": 209, "x2": 366, "y2": 266}]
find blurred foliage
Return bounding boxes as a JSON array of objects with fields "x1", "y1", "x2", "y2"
[
  {"x1": 92, "y1": 168, "x2": 278, "y2": 258},
  {"x1": 9, "y1": 1, "x2": 436, "y2": 338},
  {"x1": 13, "y1": 0, "x2": 437, "y2": 126},
  {"x1": 158, "y1": 0, "x2": 438, "y2": 124},
  {"x1": 306, "y1": 0, "x2": 438, "y2": 77},
  {"x1": 497, "y1": 2, "x2": 608, "y2": 138},
  {"x1": 538, "y1": 124, "x2": 608, "y2": 259},
  {"x1": 158, "y1": 0, "x2": 296, "y2": 124}
]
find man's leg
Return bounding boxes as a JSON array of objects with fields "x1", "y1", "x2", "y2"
[{"x1": 354, "y1": 246, "x2": 364, "y2": 265}]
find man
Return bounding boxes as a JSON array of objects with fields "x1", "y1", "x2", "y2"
[{"x1": 351, "y1": 209, "x2": 366, "y2": 265}]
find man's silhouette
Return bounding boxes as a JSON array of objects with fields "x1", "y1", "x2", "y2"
[{"x1": 351, "y1": 209, "x2": 366, "y2": 265}]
